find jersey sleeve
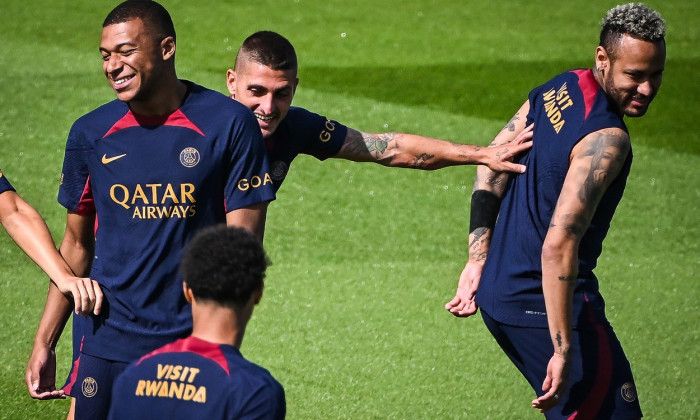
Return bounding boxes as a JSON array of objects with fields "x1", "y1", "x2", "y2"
[
  {"x1": 0, "y1": 168, "x2": 15, "y2": 194},
  {"x1": 287, "y1": 107, "x2": 347, "y2": 160},
  {"x1": 223, "y1": 109, "x2": 276, "y2": 212},
  {"x1": 57, "y1": 122, "x2": 95, "y2": 215}
]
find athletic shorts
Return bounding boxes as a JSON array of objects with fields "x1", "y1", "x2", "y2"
[
  {"x1": 481, "y1": 307, "x2": 643, "y2": 420},
  {"x1": 62, "y1": 351, "x2": 129, "y2": 420}
]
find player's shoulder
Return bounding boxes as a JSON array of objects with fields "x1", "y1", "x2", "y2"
[{"x1": 71, "y1": 99, "x2": 128, "y2": 131}]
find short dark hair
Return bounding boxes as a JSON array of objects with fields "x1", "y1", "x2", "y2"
[
  {"x1": 103, "y1": 0, "x2": 176, "y2": 43},
  {"x1": 599, "y1": 3, "x2": 665, "y2": 59},
  {"x1": 235, "y1": 31, "x2": 297, "y2": 73},
  {"x1": 180, "y1": 226, "x2": 270, "y2": 308}
]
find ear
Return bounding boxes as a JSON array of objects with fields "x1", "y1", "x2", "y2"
[
  {"x1": 252, "y1": 282, "x2": 264, "y2": 305},
  {"x1": 161, "y1": 36, "x2": 176, "y2": 61},
  {"x1": 595, "y1": 46, "x2": 609, "y2": 72},
  {"x1": 226, "y1": 69, "x2": 237, "y2": 98},
  {"x1": 182, "y1": 282, "x2": 194, "y2": 303}
]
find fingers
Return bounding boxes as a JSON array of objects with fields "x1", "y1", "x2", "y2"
[
  {"x1": 68, "y1": 278, "x2": 103, "y2": 316},
  {"x1": 26, "y1": 363, "x2": 65, "y2": 400},
  {"x1": 514, "y1": 124, "x2": 534, "y2": 144}
]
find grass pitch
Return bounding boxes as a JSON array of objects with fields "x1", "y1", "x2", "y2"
[{"x1": 1, "y1": 1, "x2": 698, "y2": 419}]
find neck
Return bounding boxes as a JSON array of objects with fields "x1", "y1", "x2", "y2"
[
  {"x1": 190, "y1": 301, "x2": 248, "y2": 348},
  {"x1": 130, "y1": 77, "x2": 187, "y2": 116}
]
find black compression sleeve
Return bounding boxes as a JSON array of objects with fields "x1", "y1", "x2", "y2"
[{"x1": 469, "y1": 190, "x2": 501, "y2": 233}]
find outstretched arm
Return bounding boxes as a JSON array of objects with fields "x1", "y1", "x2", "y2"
[
  {"x1": 333, "y1": 123, "x2": 532, "y2": 173},
  {"x1": 26, "y1": 211, "x2": 96, "y2": 400},
  {"x1": 0, "y1": 191, "x2": 101, "y2": 315},
  {"x1": 532, "y1": 128, "x2": 630, "y2": 413},
  {"x1": 446, "y1": 101, "x2": 531, "y2": 317}
]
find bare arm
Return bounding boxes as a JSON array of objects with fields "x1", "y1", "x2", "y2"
[
  {"x1": 226, "y1": 201, "x2": 269, "y2": 242},
  {"x1": 446, "y1": 101, "x2": 531, "y2": 316},
  {"x1": 26, "y1": 211, "x2": 97, "y2": 399},
  {"x1": 0, "y1": 192, "x2": 101, "y2": 315},
  {"x1": 532, "y1": 128, "x2": 630, "y2": 412},
  {"x1": 334, "y1": 122, "x2": 532, "y2": 173}
]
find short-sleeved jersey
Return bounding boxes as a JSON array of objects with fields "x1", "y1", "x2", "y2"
[
  {"x1": 59, "y1": 82, "x2": 275, "y2": 361},
  {"x1": 265, "y1": 107, "x2": 347, "y2": 192},
  {"x1": 108, "y1": 336, "x2": 285, "y2": 420},
  {"x1": 476, "y1": 69, "x2": 631, "y2": 329},
  {"x1": 0, "y1": 168, "x2": 15, "y2": 194}
]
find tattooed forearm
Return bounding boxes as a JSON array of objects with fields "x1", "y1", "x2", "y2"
[
  {"x1": 363, "y1": 133, "x2": 396, "y2": 158},
  {"x1": 555, "y1": 332, "x2": 563, "y2": 349},
  {"x1": 468, "y1": 227, "x2": 490, "y2": 262},
  {"x1": 412, "y1": 153, "x2": 435, "y2": 168}
]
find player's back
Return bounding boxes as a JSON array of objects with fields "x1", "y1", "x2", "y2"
[{"x1": 108, "y1": 336, "x2": 285, "y2": 420}]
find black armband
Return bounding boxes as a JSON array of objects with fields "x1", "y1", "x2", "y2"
[{"x1": 469, "y1": 190, "x2": 501, "y2": 233}]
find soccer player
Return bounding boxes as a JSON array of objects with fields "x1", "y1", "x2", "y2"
[
  {"x1": 108, "y1": 225, "x2": 285, "y2": 420},
  {"x1": 226, "y1": 31, "x2": 534, "y2": 194},
  {"x1": 25, "y1": 1, "x2": 275, "y2": 419},
  {"x1": 445, "y1": 3, "x2": 665, "y2": 419},
  {"x1": 0, "y1": 168, "x2": 102, "y2": 321}
]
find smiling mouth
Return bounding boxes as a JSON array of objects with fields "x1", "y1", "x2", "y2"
[
  {"x1": 255, "y1": 113, "x2": 275, "y2": 123},
  {"x1": 112, "y1": 75, "x2": 133, "y2": 87}
]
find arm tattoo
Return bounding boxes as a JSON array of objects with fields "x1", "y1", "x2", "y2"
[
  {"x1": 558, "y1": 275, "x2": 575, "y2": 282},
  {"x1": 503, "y1": 112, "x2": 521, "y2": 133},
  {"x1": 577, "y1": 131, "x2": 629, "y2": 206},
  {"x1": 413, "y1": 153, "x2": 435, "y2": 167},
  {"x1": 363, "y1": 133, "x2": 395, "y2": 157},
  {"x1": 469, "y1": 227, "x2": 490, "y2": 262},
  {"x1": 555, "y1": 332, "x2": 563, "y2": 349}
]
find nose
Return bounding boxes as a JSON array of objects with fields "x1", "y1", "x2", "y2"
[
  {"x1": 104, "y1": 55, "x2": 122, "y2": 75},
  {"x1": 637, "y1": 80, "x2": 653, "y2": 97},
  {"x1": 257, "y1": 93, "x2": 275, "y2": 115}
]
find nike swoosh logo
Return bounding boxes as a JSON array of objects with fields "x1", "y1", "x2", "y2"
[{"x1": 102, "y1": 154, "x2": 127, "y2": 164}]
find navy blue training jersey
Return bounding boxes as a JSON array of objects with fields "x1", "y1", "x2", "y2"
[
  {"x1": 265, "y1": 107, "x2": 347, "y2": 192},
  {"x1": 0, "y1": 168, "x2": 14, "y2": 194},
  {"x1": 58, "y1": 82, "x2": 275, "y2": 361},
  {"x1": 476, "y1": 69, "x2": 631, "y2": 329},
  {"x1": 108, "y1": 336, "x2": 285, "y2": 420}
]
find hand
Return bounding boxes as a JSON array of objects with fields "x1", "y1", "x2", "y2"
[
  {"x1": 52, "y1": 276, "x2": 103, "y2": 316},
  {"x1": 484, "y1": 124, "x2": 534, "y2": 173},
  {"x1": 531, "y1": 352, "x2": 569, "y2": 413},
  {"x1": 26, "y1": 342, "x2": 65, "y2": 400},
  {"x1": 445, "y1": 262, "x2": 483, "y2": 317}
]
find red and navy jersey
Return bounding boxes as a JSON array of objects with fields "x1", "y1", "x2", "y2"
[
  {"x1": 59, "y1": 82, "x2": 275, "y2": 361},
  {"x1": 0, "y1": 168, "x2": 14, "y2": 194},
  {"x1": 476, "y1": 69, "x2": 630, "y2": 328},
  {"x1": 108, "y1": 336, "x2": 285, "y2": 420},
  {"x1": 265, "y1": 107, "x2": 347, "y2": 192}
]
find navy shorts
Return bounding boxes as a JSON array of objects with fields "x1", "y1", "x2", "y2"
[
  {"x1": 481, "y1": 307, "x2": 642, "y2": 420},
  {"x1": 62, "y1": 351, "x2": 129, "y2": 420}
]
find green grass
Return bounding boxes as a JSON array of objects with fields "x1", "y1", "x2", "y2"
[{"x1": 1, "y1": 1, "x2": 698, "y2": 419}]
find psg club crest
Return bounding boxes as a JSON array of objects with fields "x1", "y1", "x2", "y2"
[
  {"x1": 180, "y1": 147, "x2": 200, "y2": 168},
  {"x1": 82, "y1": 377, "x2": 98, "y2": 398},
  {"x1": 270, "y1": 161, "x2": 288, "y2": 181}
]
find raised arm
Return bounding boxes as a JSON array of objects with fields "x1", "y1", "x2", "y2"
[
  {"x1": 26, "y1": 211, "x2": 97, "y2": 400},
  {"x1": 0, "y1": 191, "x2": 101, "y2": 315},
  {"x1": 532, "y1": 128, "x2": 630, "y2": 412},
  {"x1": 446, "y1": 101, "x2": 531, "y2": 317},
  {"x1": 333, "y1": 122, "x2": 532, "y2": 173}
]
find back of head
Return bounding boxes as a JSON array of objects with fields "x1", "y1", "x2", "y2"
[
  {"x1": 235, "y1": 31, "x2": 297, "y2": 74},
  {"x1": 181, "y1": 226, "x2": 269, "y2": 308},
  {"x1": 104, "y1": 0, "x2": 176, "y2": 43},
  {"x1": 599, "y1": 3, "x2": 665, "y2": 59}
]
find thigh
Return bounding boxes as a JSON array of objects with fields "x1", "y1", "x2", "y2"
[
  {"x1": 481, "y1": 308, "x2": 643, "y2": 420},
  {"x1": 69, "y1": 352, "x2": 128, "y2": 420}
]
